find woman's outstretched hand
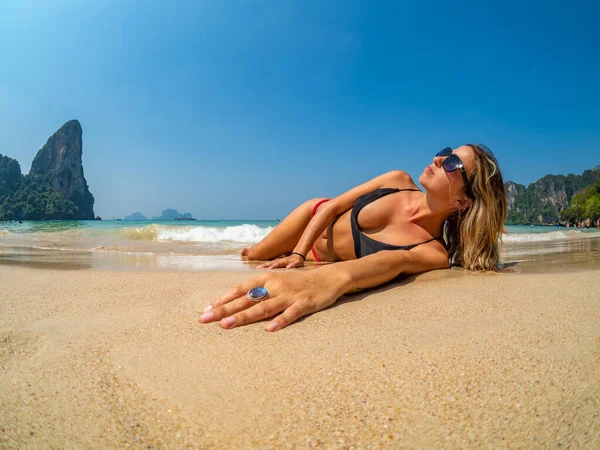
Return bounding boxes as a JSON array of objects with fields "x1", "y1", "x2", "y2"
[
  {"x1": 256, "y1": 253, "x2": 305, "y2": 269},
  {"x1": 199, "y1": 268, "x2": 349, "y2": 332}
]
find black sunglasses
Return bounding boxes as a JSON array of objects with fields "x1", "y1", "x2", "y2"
[{"x1": 436, "y1": 147, "x2": 474, "y2": 198}]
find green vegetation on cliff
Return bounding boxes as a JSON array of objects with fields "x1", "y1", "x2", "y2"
[
  {"x1": 505, "y1": 167, "x2": 600, "y2": 225},
  {"x1": 560, "y1": 180, "x2": 600, "y2": 224},
  {"x1": 0, "y1": 156, "x2": 78, "y2": 220},
  {"x1": 0, "y1": 120, "x2": 95, "y2": 221}
]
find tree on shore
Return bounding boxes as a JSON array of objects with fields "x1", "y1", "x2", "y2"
[{"x1": 560, "y1": 181, "x2": 600, "y2": 224}]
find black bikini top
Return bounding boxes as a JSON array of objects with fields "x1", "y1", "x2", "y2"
[{"x1": 350, "y1": 188, "x2": 445, "y2": 259}]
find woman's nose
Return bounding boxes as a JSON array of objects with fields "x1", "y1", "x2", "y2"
[{"x1": 433, "y1": 156, "x2": 443, "y2": 167}]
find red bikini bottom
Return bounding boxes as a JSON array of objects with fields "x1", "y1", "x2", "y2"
[{"x1": 310, "y1": 199, "x2": 331, "y2": 262}]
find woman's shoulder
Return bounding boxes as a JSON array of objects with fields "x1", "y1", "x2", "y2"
[{"x1": 379, "y1": 170, "x2": 420, "y2": 190}]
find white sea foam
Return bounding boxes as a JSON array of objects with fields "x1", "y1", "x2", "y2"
[
  {"x1": 0, "y1": 230, "x2": 9, "y2": 236},
  {"x1": 502, "y1": 230, "x2": 590, "y2": 243},
  {"x1": 120, "y1": 224, "x2": 273, "y2": 243},
  {"x1": 158, "y1": 224, "x2": 273, "y2": 243},
  {"x1": 0, "y1": 242, "x2": 89, "y2": 252}
]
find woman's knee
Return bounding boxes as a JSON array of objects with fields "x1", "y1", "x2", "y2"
[
  {"x1": 304, "y1": 198, "x2": 330, "y2": 216},
  {"x1": 246, "y1": 247, "x2": 265, "y2": 260}
]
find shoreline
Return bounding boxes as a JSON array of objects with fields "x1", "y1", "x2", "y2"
[
  {"x1": 1, "y1": 264, "x2": 599, "y2": 447},
  {"x1": 2, "y1": 231, "x2": 600, "y2": 274}
]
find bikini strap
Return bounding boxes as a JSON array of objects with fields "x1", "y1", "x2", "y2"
[{"x1": 404, "y1": 236, "x2": 446, "y2": 251}]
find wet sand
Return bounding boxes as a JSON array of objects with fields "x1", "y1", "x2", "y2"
[
  {"x1": 2, "y1": 231, "x2": 600, "y2": 274},
  {"x1": 500, "y1": 233, "x2": 600, "y2": 273},
  {"x1": 1, "y1": 260, "x2": 599, "y2": 448}
]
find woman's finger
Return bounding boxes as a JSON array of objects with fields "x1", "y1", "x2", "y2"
[
  {"x1": 257, "y1": 260, "x2": 282, "y2": 269},
  {"x1": 265, "y1": 302, "x2": 306, "y2": 332},
  {"x1": 259, "y1": 259, "x2": 287, "y2": 270},
  {"x1": 200, "y1": 295, "x2": 254, "y2": 323},
  {"x1": 204, "y1": 276, "x2": 266, "y2": 312},
  {"x1": 257, "y1": 261, "x2": 275, "y2": 269},
  {"x1": 219, "y1": 297, "x2": 288, "y2": 329},
  {"x1": 285, "y1": 260, "x2": 304, "y2": 269}
]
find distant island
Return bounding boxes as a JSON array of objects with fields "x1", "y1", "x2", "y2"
[
  {"x1": 505, "y1": 166, "x2": 600, "y2": 225},
  {"x1": 123, "y1": 212, "x2": 149, "y2": 221},
  {"x1": 0, "y1": 120, "x2": 95, "y2": 220},
  {"x1": 152, "y1": 209, "x2": 194, "y2": 221},
  {"x1": 123, "y1": 208, "x2": 195, "y2": 221}
]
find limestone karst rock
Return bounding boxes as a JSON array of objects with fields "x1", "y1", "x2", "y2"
[
  {"x1": 29, "y1": 120, "x2": 95, "y2": 219},
  {"x1": 0, "y1": 154, "x2": 22, "y2": 194}
]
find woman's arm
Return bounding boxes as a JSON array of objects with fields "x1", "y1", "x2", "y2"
[
  {"x1": 258, "y1": 170, "x2": 413, "y2": 268},
  {"x1": 331, "y1": 244, "x2": 449, "y2": 293},
  {"x1": 201, "y1": 244, "x2": 448, "y2": 331}
]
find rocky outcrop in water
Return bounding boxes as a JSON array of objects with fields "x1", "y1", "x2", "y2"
[
  {"x1": 505, "y1": 167, "x2": 600, "y2": 224},
  {"x1": 29, "y1": 120, "x2": 95, "y2": 219},
  {"x1": 124, "y1": 212, "x2": 149, "y2": 221},
  {"x1": 151, "y1": 209, "x2": 193, "y2": 221},
  {"x1": 0, "y1": 120, "x2": 95, "y2": 220}
]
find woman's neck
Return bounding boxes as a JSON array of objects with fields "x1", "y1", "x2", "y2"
[{"x1": 407, "y1": 193, "x2": 455, "y2": 236}]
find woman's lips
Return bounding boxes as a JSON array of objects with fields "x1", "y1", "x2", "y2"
[{"x1": 425, "y1": 166, "x2": 434, "y2": 175}]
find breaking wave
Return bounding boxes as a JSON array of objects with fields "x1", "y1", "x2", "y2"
[
  {"x1": 502, "y1": 230, "x2": 596, "y2": 243},
  {"x1": 119, "y1": 224, "x2": 273, "y2": 243}
]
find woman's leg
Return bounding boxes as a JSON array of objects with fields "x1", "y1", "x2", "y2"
[{"x1": 241, "y1": 198, "x2": 329, "y2": 260}]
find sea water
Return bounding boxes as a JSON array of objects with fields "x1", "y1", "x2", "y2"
[
  {"x1": 1, "y1": 220, "x2": 599, "y2": 271},
  {"x1": 0, "y1": 220, "x2": 278, "y2": 254}
]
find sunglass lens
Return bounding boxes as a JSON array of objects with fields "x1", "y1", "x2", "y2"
[
  {"x1": 435, "y1": 147, "x2": 452, "y2": 157},
  {"x1": 442, "y1": 155, "x2": 461, "y2": 172}
]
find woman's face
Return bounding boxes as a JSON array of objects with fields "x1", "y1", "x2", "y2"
[{"x1": 419, "y1": 145, "x2": 476, "y2": 207}]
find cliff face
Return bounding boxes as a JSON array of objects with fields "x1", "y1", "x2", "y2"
[
  {"x1": 29, "y1": 120, "x2": 95, "y2": 219},
  {"x1": 505, "y1": 181, "x2": 525, "y2": 211},
  {"x1": 505, "y1": 167, "x2": 600, "y2": 224},
  {"x1": 0, "y1": 154, "x2": 22, "y2": 194}
]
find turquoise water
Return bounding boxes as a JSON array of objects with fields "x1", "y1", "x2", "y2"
[
  {"x1": 2, "y1": 219, "x2": 599, "y2": 272},
  {"x1": 0, "y1": 220, "x2": 279, "y2": 255},
  {"x1": 0, "y1": 220, "x2": 593, "y2": 235},
  {"x1": 1, "y1": 220, "x2": 599, "y2": 257},
  {"x1": 505, "y1": 224, "x2": 598, "y2": 234},
  {"x1": 0, "y1": 219, "x2": 279, "y2": 233}
]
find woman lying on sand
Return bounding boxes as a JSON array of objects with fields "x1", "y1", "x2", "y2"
[{"x1": 200, "y1": 144, "x2": 507, "y2": 332}]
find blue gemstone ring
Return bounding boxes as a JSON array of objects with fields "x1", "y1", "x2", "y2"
[{"x1": 247, "y1": 286, "x2": 268, "y2": 302}]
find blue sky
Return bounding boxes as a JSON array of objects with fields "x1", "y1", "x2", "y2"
[{"x1": 1, "y1": 0, "x2": 598, "y2": 220}]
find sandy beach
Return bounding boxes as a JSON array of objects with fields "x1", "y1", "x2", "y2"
[
  {"x1": 2, "y1": 0, "x2": 599, "y2": 447},
  {"x1": 1, "y1": 260, "x2": 599, "y2": 449}
]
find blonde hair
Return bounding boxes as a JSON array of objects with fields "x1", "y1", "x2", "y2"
[{"x1": 444, "y1": 144, "x2": 507, "y2": 271}]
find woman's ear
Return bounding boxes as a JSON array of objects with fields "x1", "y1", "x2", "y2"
[{"x1": 455, "y1": 197, "x2": 473, "y2": 211}]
